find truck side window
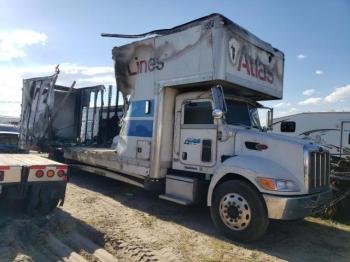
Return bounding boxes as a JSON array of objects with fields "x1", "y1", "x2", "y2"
[
  {"x1": 184, "y1": 101, "x2": 213, "y2": 124},
  {"x1": 281, "y1": 121, "x2": 296, "y2": 132}
]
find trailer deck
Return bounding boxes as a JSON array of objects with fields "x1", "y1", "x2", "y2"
[
  {"x1": 0, "y1": 153, "x2": 64, "y2": 166},
  {"x1": 64, "y1": 147, "x2": 150, "y2": 178},
  {"x1": 0, "y1": 154, "x2": 68, "y2": 185}
]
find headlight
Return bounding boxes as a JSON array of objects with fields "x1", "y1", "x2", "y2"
[{"x1": 256, "y1": 177, "x2": 299, "y2": 192}]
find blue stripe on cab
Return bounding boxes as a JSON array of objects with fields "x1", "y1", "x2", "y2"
[
  {"x1": 128, "y1": 100, "x2": 154, "y2": 117},
  {"x1": 126, "y1": 120, "x2": 153, "y2": 137}
]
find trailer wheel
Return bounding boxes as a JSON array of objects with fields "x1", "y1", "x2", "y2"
[
  {"x1": 26, "y1": 187, "x2": 60, "y2": 216},
  {"x1": 35, "y1": 194, "x2": 60, "y2": 215},
  {"x1": 210, "y1": 180, "x2": 269, "y2": 242}
]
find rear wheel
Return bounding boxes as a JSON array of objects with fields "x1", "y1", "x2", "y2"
[
  {"x1": 25, "y1": 186, "x2": 60, "y2": 216},
  {"x1": 210, "y1": 180, "x2": 269, "y2": 242}
]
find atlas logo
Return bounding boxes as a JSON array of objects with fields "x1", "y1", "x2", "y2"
[
  {"x1": 229, "y1": 38, "x2": 274, "y2": 84},
  {"x1": 128, "y1": 57, "x2": 164, "y2": 76}
]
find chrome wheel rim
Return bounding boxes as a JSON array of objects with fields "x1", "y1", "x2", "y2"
[{"x1": 219, "y1": 193, "x2": 251, "y2": 231}]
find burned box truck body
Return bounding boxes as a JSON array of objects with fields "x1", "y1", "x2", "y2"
[
  {"x1": 20, "y1": 14, "x2": 333, "y2": 242},
  {"x1": 20, "y1": 72, "x2": 122, "y2": 154}
]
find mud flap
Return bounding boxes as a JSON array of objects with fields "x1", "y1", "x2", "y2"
[{"x1": 26, "y1": 182, "x2": 67, "y2": 215}]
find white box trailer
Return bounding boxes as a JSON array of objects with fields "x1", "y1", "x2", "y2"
[
  {"x1": 20, "y1": 14, "x2": 334, "y2": 242},
  {"x1": 0, "y1": 154, "x2": 68, "y2": 214},
  {"x1": 273, "y1": 112, "x2": 350, "y2": 180},
  {"x1": 273, "y1": 112, "x2": 350, "y2": 157}
]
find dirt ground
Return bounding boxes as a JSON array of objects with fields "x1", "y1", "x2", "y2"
[{"x1": 1, "y1": 172, "x2": 350, "y2": 262}]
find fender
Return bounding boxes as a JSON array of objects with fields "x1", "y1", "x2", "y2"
[{"x1": 207, "y1": 155, "x2": 300, "y2": 206}]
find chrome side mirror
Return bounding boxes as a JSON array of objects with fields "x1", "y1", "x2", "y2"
[
  {"x1": 212, "y1": 109, "x2": 223, "y2": 119},
  {"x1": 211, "y1": 85, "x2": 227, "y2": 113}
]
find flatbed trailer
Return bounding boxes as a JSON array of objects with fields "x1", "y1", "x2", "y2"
[{"x1": 0, "y1": 154, "x2": 68, "y2": 214}]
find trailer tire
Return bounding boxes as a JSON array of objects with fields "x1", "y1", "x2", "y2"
[
  {"x1": 35, "y1": 195, "x2": 60, "y2": 216},
  {"x1": 26, "y1": 187, "x2": 60, "y2": 216},
  {"x1": 210, "y1": 180, "x2": 269, "y2": 242}
]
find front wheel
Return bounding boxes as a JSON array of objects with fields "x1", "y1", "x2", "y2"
[{"x1": 210, "y1": 180, "x2": 269, "y2": 242}]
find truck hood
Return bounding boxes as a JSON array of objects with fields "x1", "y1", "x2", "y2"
[
  {"x1": 233, "y1": 128, "x2": 323, "y2": 194},
  {"x1": 235, "y1": 127, "x2": 318, "y2": 148},
  {"x1": 263, "y1": 130, "x2": 317, "y2": 147}
]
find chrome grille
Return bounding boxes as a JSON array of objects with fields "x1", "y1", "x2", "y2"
[{"x1": 307, "y1": 151, "x2": 330, "y2": 192}]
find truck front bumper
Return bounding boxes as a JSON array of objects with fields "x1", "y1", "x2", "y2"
[{"x1": 263, "y1": 189, "x2": 333, "y2": 220}]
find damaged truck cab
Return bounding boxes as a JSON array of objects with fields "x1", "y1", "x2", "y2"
[{"x1": 20, "y1": 14, "x2": 333, "y2": 242}]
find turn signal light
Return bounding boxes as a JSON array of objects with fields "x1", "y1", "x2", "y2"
[
  {"x1": 57, "y1": 170, "x2": 65, "y2": 177},
  {"x1": 256, "y1": 177, "x2": 300, "y2": 192},
  {"x1": 256, "y1": 177, "x2": 276, "y2": 191},
  {"x1": 47, "y1": 170, "x2": 55, "y2": 178},
  {"x1": 35, "y1": 170, "x2": 44, "y2": 178}
]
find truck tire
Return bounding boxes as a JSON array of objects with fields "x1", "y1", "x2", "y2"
[
  {"x1": 34, "y1": 193, "x2": 60, "y2": 215},
  {"x1": 210, "y1": 180, "x2": 269, "y2": 242},
  {"x1": 26, "y1": 187, "x2": 60, "y2": 216}
]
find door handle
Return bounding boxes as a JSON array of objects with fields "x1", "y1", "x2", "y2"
[{"x1": 182, "y1": 152, "x2": 187, "y2": 160}]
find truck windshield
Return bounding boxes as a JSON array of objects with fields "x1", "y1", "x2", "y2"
[{"x1": 224, "y1": 100, "x2": 261, "y2": 129}]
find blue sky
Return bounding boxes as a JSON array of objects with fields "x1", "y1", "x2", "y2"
[{"x1": 0, "y1": 0, "x2": 349, "y2": 117}]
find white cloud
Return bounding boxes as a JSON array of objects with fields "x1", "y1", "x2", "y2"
[
  {"x1": 315, "y1": 70, "x2": 323, "y2": 75},
  {"x1": 274, "y1": 107, "x2": 300, "y2": 118},
  {"x1": 324, "y1": 84, "x2": 350, "y2": 103},
  {"x1": 273, "y1": 102, "x2": 291, "y2": 108},
  {"x1": 298, "y1": 97, "x2": 322, "y2": 105},
  {"x1": 302, "y1": 89, "x2": 315, "y2": 96},
  {"x1": 0, "y1": 63, "x2": 115, "y2": 117},
  {"x1": 81, "y1": 66, "x2": 114, "y2": 76},
  {"x1": 297, "y1": 54, "x2": 306, "y2": 59},
  {"x1": 268, "y1": 101, "x2": 300, "y2": 119},
  {"x1": 0, "y1": 29, "x2": 47, "y2": 61},
  {"x1": 58, "y1": 63, "x2": 113, "y2": 76},
  {"x1": 78, "y1": 75, "x2": 115, "y2": 85}
]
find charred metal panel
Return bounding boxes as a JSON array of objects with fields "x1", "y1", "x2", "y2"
[
  {"x1": 111, "y1": 14, "x2": 284, "y2": 101},
  {"x1": 19, "y1": 70, "x2": 116, "y2": 151},
  {"x1": 112, "y1": 22, "x2": 213, "y2": 99},
  {"x1": 52, "y1": 90, "x2": 78, "y2": 139},
  {"x1": 223, "y1": 28, "x2": 284, "y2": 99},
  {"x1": 19, "y1": 74, "x2": 58, "y2": 151}
]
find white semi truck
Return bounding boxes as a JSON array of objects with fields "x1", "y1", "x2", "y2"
[{"x1": 20, "y1": 14, "x2": 333, "y2": 242}]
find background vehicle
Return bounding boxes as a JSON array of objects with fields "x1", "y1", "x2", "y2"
[
  {"x1": 0, "y1": 103, "x2": 67, "y2": 215},
  {"x1": 19, "y1": 14, "x2": 333, "y2": 242},
  {"x1": 0, "y1": 124, "x2": 21, "y2": 153},
  {"x1": 273, "y1": 112, "x2": 350, "y2": 218},
  {"x1": 0, "y1": 131, "x2": 20, "y2": 153},
  {"x1": 0, "y1": 154, "x2": 68, "y2": 215},
  {"x1": 273, "y1": 112, "x2": 350, "y2": 170},
  {"x1": 0, "y1": 116, "x2": 20, "y2": 125}
]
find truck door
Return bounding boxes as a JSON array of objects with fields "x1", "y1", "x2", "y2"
[
  {"x1": 178, "y1": 99, "x2": 217, "y2": 168},
  {"x1": 341, "y1": 121, "x2": 350, "y2": 156}
]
